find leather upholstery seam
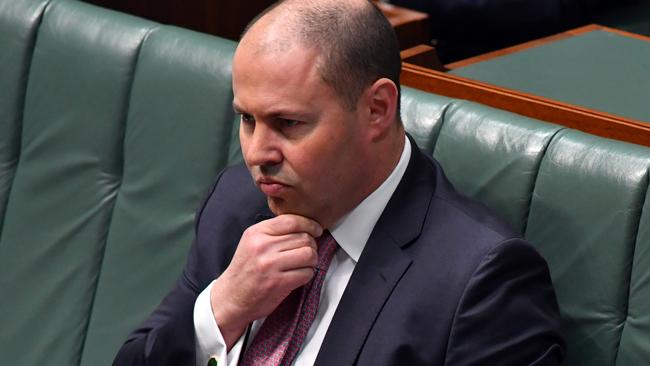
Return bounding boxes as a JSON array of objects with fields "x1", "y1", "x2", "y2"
[
  {"x1": 0, "y1": 0, "x2": 53, "y2": 238},
  {"x1": 431, "y1": 100, "x2": 454, "y2": 155},
  {"x1": 612, "y1": 166, "x2": 650, "y2": 364},
  {"x1": 76, "y1": 24, "x2": 160, "y2": 366},
  {"x1": 522, "y1": 127, "x2": 567, "y2": 236}
]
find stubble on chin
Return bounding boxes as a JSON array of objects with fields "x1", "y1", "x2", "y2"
[
  {"x1": 265, "y1": 196, "x2": 316, "y2": 223},
  {"x1": 266, "y1": 197, "x2": 284, "y2": 216}
]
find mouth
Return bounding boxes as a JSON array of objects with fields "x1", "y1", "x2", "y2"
[{"x1": 256, "y1": 177, "x2": 290, "y2": 196}]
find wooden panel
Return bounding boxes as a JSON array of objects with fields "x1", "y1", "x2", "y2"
[
  {"x1": 84, "y1": 0, "x2": 429, "y2": 47},
  {"x1": 400, "y1": 24, "x2": 650, "y2": 147},
  {"x1": 445, "y1": 24, "x2": 650, "y2": 69},
  {"x1": 83, "y1": 0, "x2": 274, "y2": 41},
  {"x1": 400, "y1": 62, "x2": 650, "y2": 147},
  {"x1": 375, "y1": 2, "x2": 430, "y2": 50},
  {"x1": 444, "y1": 25, "x2": 600, "y2": 69},
  {"x1": 207, "y1": 1, "x2": 275, "y2": 40},
  {"x1": 400, "y1": 45, "x2": 447, "y2": 71}
]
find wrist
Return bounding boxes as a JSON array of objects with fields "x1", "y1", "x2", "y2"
[{"x1": 211, "y1": 278, "x2": 251, "y2": 350}]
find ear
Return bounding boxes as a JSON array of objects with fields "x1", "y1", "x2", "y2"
[{"x1": 366, "y1": 78, "x2": 399, "y2": 141}]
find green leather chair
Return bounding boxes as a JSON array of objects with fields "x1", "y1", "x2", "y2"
[
  {"x1": 0, "y1": 1, "x2": 240, "y2": 364},
  {"x1": 2, "y1": 0, "x2": 650, "y2": 364}
]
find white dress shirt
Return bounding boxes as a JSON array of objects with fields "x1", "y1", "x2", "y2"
[{"x1": 194, "y1": 136, "x2": 411, "y2": 366}]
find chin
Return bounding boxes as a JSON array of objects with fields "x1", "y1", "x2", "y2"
[
  {"x1": 266, "y1": 197, "x2": 316, "y2": 221},
  {"x1": 266, "y1": 197, "x2": 293, "y2": 216}
]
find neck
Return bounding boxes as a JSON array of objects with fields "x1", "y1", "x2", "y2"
[{"x1": 320, "y1": 130, "x2": 406, "y2": 229}]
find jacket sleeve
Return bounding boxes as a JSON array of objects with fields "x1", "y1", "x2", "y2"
[
  {"x1": 444, "y1": 238, "x2": 566, "y2": 365},
  {"x1": 113, "y1": 265, "x2": 203, "y2": 366}
]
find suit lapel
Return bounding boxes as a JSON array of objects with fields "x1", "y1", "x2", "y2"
[{"x1": 314, "y1": 140, "x2": 436, "y2": 365}]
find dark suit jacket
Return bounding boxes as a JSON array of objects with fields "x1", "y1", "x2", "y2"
[{"x1": 114, "y1": 143, "x2": 565, "y2": 365}]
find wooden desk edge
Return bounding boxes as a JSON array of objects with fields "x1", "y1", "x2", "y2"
[
  {"x1": 374, "y1": 1, "x2": 428, "y2": 28},
  {"x1": 401, "y1": 62, "x2": 650, "y2": 147},
  {"x1": 444, "y1": 24, "x2": 650, "y2": 70}
]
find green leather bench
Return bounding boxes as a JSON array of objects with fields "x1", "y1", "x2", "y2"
[{"x1": 2, "y1": 0, "x2": 650, "y2": 365}]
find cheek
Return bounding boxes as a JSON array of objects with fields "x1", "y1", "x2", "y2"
[
  {"x1": 239, "y1": 130, "x2": 250, "y2": 161},
  {"x1": 292, "y1": 153, "x2": 326, "y2": 180},
  {"x1": 286, "y1": 145, "x2": 337, "y2": 189},
  {"x1": 289, "y1": 116, "x2": 363, "y2": 186}
]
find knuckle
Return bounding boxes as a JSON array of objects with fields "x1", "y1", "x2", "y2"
[
  {"x1": 298, "y1": 268, "x2": 315, "y2": 284},
  {"x1": 294, "y1": 246, "x2": 307, "y2": 261},
  {"x1": 241, "y1": 227, "x2": 261, "y2": 247},
  {"x1": 243, "y1": 224, "x2": 259, "y2": 236},
  {"x1": 284, "y1": 216, "x2": 300, "y2": 232},
  {"x1": 281, "y1": 268, "x2": 313, "y2": 290},
  {"x1": 309, "y1": 249, "x2": 319, "y2": 266},
  {"x1": 297, "y1": 232, "x2": 313, "y2": 246},
  {"x1": 302, "y1": 246, "x2": 318, "y2": 265},
  {"x1": 256, "y1": 256, "x2": 273, "y2": 273},
  {"x1": 261, "y1": 271, "x2": 283, "y2": 292},
  {"x1": 248, "y1": 239, "x2": 265, "y2": 255}
]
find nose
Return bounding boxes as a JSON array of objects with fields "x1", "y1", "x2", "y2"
[{"x1": 241, "y1": 121, "x2": 283, "y2": 167}]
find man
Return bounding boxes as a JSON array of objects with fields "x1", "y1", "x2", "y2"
[{"x1": 114, "y1": 0, "x2": 565, "y2": 365}]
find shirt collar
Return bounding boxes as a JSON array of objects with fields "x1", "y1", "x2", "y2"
[{"x1": 329, "y1": 135, "x2": 411, "y2": 262}]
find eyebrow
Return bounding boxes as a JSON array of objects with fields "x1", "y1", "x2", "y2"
[
  {"x1": 232, "y1": 102, "x2": 244, "y2": 114},
  {"x1": 232, "y1": 102, "x2": 314, "y2": 121}
]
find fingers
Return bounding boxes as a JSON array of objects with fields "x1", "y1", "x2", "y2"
[
  {"x1": 211, "y1": 214, "x2": 324, "y2": 328},
  {"x1": 276, "y1": 245, "x2": 319, "y2": 272},
  {"x1": 281, "y1": 267, "x2": 316, "y2": 289},
  {"x1": 274, "y1": 232, "x2": 318, "y2": 252},
  {"x1": 264, "y1": 214, "x2": 323, "y2": 238}
]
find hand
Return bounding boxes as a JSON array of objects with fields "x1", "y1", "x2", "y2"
[{"x1": 211, "y1": 214, "x2": 323, "y2": 349}]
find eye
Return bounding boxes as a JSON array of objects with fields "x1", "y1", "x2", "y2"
[
  {"x1": 283, "y1": 119, "x2": 299, "y2": 128},
  {"x1": 240, "y1": 113, "x2": 255, "y2": 124}
]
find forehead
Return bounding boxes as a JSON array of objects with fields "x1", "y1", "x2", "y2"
[
  {"x1": 234, "y1": 41, "x2": 318, "y2": 79},
  {"x1": 232, "y1": 43, "x2": 337, "y2": 112}
]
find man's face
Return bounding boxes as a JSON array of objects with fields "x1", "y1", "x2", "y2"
[{"x1": 232, "y1": 45, "x2": 372, "y2": 227}]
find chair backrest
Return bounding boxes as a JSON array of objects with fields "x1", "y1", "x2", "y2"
[
  {"x1": 0, "y1": 0, "x2": 239, "y2": 364},
  {"x1": 402, "y1": 88, "x2": 650, "y2": 366},
  {"x1": 2, "y1": 0, "x2": 650, "y2": 364}
]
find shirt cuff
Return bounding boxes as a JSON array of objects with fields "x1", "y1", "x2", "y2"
[{"x1": 194, "y1": 280, "x2": 246, "y2": 366}]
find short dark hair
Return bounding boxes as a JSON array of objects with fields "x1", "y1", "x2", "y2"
[{"x1": 243, "y1": 1, "x2": 402, "y2": 114}]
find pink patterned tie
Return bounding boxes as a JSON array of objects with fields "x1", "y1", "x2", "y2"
[{"x1": 240, "y1": 231, "x2": 339, "y2": 366}]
